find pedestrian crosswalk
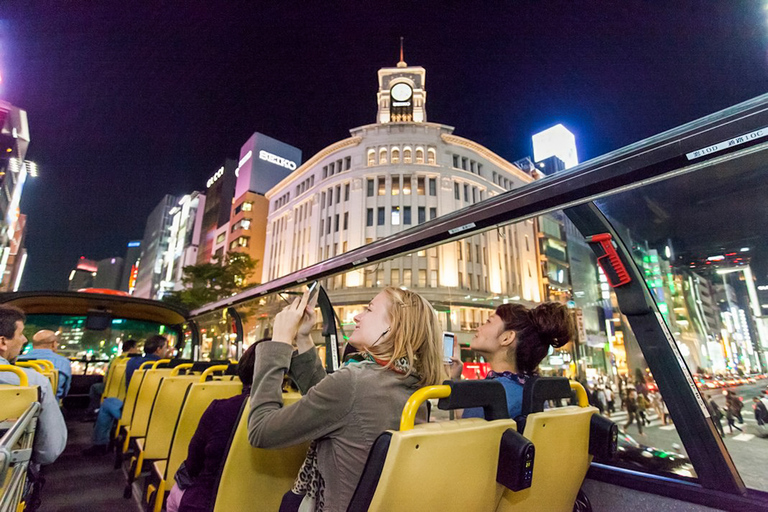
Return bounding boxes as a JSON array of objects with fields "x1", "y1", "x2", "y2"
[{"x1": 604, "y1": 408, "x2": 765, "y2": 439}]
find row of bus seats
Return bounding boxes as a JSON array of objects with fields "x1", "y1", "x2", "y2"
[
  {"x1": 98, "y1": 349, "x2": 617, "y2": 512},
  {"x1": 179, "y1": 375, "x2": 615, "y2": 512},
  {"x1": 0, "y1": 365, "x2": 42, "y2": 512}
]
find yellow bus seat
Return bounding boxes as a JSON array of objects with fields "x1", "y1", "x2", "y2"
[
  {"x1": 127, "y1": 374, "x2": 198, "y2": 484},
  {"x1": 121, "y1": 366, "x2": 172, "y2": 454},
  {"x1": 14, "y1": 361, "x2": 56, "y2": 396},
  {"x1": 210, "y1": 392, "x2": 308, "y2": 512},
  {"x1": 348, "y1": 381, "x2": 533, "y2": 512},
  {"x1": 147, "y1": 379, "x2": 242, "y2": 512},
  {"x1": 102, "y1": 356, "x2": 130, "y2": 403},
  {"x1": 496, "y1": 377, "x2": 613, "y2": 512},
  {"x1": 0, "y1": 366, "x2": 41, "y2": 512},
  {"x1": 115, "y1": 368, "x2": 147, "y2": 441}
]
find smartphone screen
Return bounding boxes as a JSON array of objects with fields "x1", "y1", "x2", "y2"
[{"x1": 443, "y1": 332, "x2": 455, "y2": 362}]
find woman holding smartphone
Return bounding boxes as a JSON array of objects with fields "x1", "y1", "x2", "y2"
[
  {"x1": 449, "y1": 302, "x2": 574, "y2": 420},
  {"x1": 248, "y1": 287, "x2": 444, "y2": 512}
]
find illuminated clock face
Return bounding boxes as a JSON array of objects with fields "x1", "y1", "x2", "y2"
[{"x1": 391, "y1": 83, "x2": 412, "y2": 102}]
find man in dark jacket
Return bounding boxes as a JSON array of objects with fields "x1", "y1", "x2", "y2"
[{"x1": 753, "y1": 397, "x2": 768, "y2": 426}]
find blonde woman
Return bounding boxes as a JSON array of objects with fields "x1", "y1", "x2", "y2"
[{"x1": 248, "y1": 287, "x2": 445, "y2": 512}]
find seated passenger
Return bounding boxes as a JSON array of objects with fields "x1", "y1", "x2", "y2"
[
  {"x1": 165, "y1": 342, "x2": 259, "y2": 512},
  {"x1": 82, "y1": 334, "x2": 172, "y2": 456},
  {"x1": 248, "y1": 288, "x2": 444, "y2": 512},
  {"x1": 19, "y1": 329, "x2": 73, "y2": 400},
  {"x1": 0, "y1": 305, "x2": 67, "y2": 465},
  {"x1": 448, "y1": 302, "x2": 573, "y2": 419}
]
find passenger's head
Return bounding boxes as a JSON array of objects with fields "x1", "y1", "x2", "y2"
[
  {"x1": 237, "y1": 341, "x2": 260, "y2": 386},
  {"x1": 32, "y1": 329, "x2": 59, "y2": 350},
  {"x1": 349, "y1": 288, "x2": 443, "y2": 387},
  {"x1": 122, "y1": 339, "x2": 140, "y2": 354},
  {"x1": 144, "y1": 335, "x2": 170, "y2": 357},
  {"x1": 754, "y1": 397, "x2": 761, "y2": 403},
  {"x1": 470, "y1": 302, "x2": 573, "y2": 375},
  {"x1": 0, "y1": 305, "x2": 26, "y2": 361}
]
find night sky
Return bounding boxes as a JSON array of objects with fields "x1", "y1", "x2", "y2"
[{"x1": 2, "y1": 2, "x2": 767, "y2": 291}]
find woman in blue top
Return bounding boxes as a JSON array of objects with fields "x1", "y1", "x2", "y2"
[{"x1": 450, "y1": 302, "x2": 573, "y2": 419}]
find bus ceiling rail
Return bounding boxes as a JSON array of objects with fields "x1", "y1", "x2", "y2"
[{"x1": 190, "y1": 93, "x2": 768, "y2": 317}]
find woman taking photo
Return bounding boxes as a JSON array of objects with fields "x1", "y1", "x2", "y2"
[
  {"x1": 449, "y1": 302, "x2": 574, "y2": 419},
  {"x1": 248, "y1": 287, "x2": 444, "y2": 512}
]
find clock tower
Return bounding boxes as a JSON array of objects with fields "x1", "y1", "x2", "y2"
[{"x1": 376, "y1": 46, "x2": 426, "y2": 124}]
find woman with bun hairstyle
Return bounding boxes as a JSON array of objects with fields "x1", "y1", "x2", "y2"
[
  {"x1": 248, "y1": 287, "x2": 445, "y2": 512},
  {"x1": 449, "y1": 302, "x2": 574, "y2": 419}
]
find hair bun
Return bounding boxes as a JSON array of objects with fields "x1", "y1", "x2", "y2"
[{"x1": 530, "y1": 302, "x2": 573, "y2": 348}]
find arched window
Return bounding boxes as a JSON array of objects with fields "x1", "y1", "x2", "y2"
[
  {"x1": 427, "y1": 148, "x2": 436, "y2": 165},
  {"x1": 379, "y1": 148, "x2": 388, "y2": 165},
  {"x1": 367, "y1": 149, "x2": 376, "y2": 167},
  {"x1": 391, "y1": 147, "x2": 400, "y2": 164},
  {"x1": 403, "y1": 147, "x2": 412, "y2": 164},
  {"x1": 415, "y1": 147, "x2": 424, "y2": 164}
]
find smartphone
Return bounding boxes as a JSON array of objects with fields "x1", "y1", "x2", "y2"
[
  {"x1": 443, "y1": 331, "x2": 455, "y2": 363},
  {"x1": 307, "y1": 281, "x2": 320, "y2": 302}
]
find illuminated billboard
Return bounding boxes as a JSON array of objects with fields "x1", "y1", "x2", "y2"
[
  {"x1": 234, "y1": 132, "x2": 302, "y2": 198},
  {"x1": 532, "y1": 124, "x2": 578, "y2": 169}
]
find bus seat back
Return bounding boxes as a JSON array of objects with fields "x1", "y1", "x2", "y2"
[
  {"x1": 142, "y1": 376, "x2": 197, "y2": 460},
  {"x1": 497, "y1": 406, "x2": 596, "y2": 512},
  {"x1": 128, "y1": 369, "x2": 172, "y2": 438},
  {"x1": 212, "y1": 393, "x2": 307, "y2": 512},
  {"x1": 119, "y1": 369, "x2": 146, "y2": 428},
  {"x1": 351, "y1": 418, "x2": 517, "y2": 512},
  {"x1": 0, "y1": 386, "x2": 39, "y2": 422},
  {"x1": 164, "y1": 380, "x2": 243, "y2": 483}
]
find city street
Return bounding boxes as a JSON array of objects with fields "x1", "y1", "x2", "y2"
[{"x1": 609, "y1": 382, "x2": 768, "y2": 491}]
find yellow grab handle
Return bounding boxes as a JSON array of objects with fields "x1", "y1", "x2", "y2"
[
  {"x1": 0, "y1": 364, "x2": 29, "y2": 386},
  {"x1": 151, "y1": 359, "x2": 171, "y2": 370},
  {"x1": 170, "y1": 363, "x2": 194, "y2": 376},
  {"x1": 15, "y1": 361, "x2": 45, "y2": 373},
  {"x1": 199, "y1": 365, "x2": 229, "y2": 382},
  {"x1": 139, "y1": 361, "x2": 155, "y2": 370},
  {"x1": 570, "y1": 381, "x2": 590, "y2": 408},
  {"x1": 399, "y1": 385, "x2": 452, "y2": 431},
  {"x1": 26, "y1": 359, "x2": 55, "y2": 371}
]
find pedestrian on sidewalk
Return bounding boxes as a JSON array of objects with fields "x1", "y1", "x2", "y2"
[
  {"x1": 605, "y1": 384, "x2": 615, "y2": 416},
  {"x1": 625, "y1": 389, "x2": 644, "y2": 435},
  {"x1": 706, "y1": 395, "x2": 725, "y2": 438},
  {"x1": 637, "y1": 392, "x2": 650, "y2": 426},
  {"x1": 752, "y1": 396, "x2": 768, "y2": 426},
  {"x1": 725, "y1": 390, "x2": 744, "y2": 425}
]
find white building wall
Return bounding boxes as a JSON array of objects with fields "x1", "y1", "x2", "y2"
[{"x1": 262, "y1": 121, "x2": 541, "y2": 308}]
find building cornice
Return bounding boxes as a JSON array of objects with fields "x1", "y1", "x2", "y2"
[
  {"x1": 349, "y1": 121, "x2": 455, "y2": 136},
  {"x1": 266, "y1": 136, "x2": 362, "y2": 199},
  {"x1": 441, "y1": 133, "x2": 533, "y2": 183}
]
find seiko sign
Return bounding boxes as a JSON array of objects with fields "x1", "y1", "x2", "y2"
[
  {"x1": 259, "y1": 149, "x2": 297, "y2": 171},
  {"x1": 206, "y1": 166, "x2": 225, "y2": 188}
]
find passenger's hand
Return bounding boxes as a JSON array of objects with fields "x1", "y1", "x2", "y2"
[
  {"x1": 271, "y1": 290, "x2": 311, "y2": 346},
  {"x1": 446, "y1": 357, "x2": 463, "y2": 380},
  {"x1": 296, "y1": 292, "x2": 319, "y2": 354}
]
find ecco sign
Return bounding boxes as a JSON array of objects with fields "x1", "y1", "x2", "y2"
[
  {"x1": 259, "y1": 150, "x2": 297, "y2": 171},
  {"x1": 206, "y1": 167, "x2": 225, "y2": 188}
]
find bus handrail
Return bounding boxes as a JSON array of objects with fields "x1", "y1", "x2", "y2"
[
  {"x1": 0, "y1": 365, "x2": 28, "y2": 387},
  {"x1": 0, "y1": 401, "x2": 40, "y2": 481},
  {"x1": 199, "y1": 365, "x2": 229, "y2": 382},
  {"x1": 569, "y1": 381, "x2": 589, "y2": 408},
  {"x1": 151, "y1": 359, "x2": 171, "y2": 370},
  {"x1": 170, "y1": 363, "x2": 194, "y2": 376},
  {"x1": 14, "y1": 361, "x2": 45, "y2": 373},
  {"x1": 399, "y1": 385, "x2": 452, "y2": 431}
]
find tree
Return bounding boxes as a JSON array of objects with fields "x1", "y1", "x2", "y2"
[{"x1": 162, "y1": 252, "x2": 259, "y2": 310}]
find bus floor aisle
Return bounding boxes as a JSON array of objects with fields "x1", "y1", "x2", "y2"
[{"x1": 38, "y1": 411, "x2": 139, "y2": 512}]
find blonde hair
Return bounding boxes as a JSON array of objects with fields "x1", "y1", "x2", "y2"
[{"x1": 367, "y1": 287, "x2": 446, "y2": 387}]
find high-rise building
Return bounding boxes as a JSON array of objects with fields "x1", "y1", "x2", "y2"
[
  {"x1": 197, "y1": 160, "x2": 237, "y2": 264},
  {"x1": 158, "y1": 192, "x2": 206, "y2": 298},
  {"x1": 67, "y1": 257, "x2": 97, "y2": 291},
  {"x1": 227, "y1": 133, "x2": 302, "y2": 283},
  {"x1": 134, "y1": 195, "x2": 177, "y2": 299},
  {"x1": 259, "y1": 56, "x2": 540, "y2": 343},
  {"x1": 0, "y1": 101, "x2": 34, "y2": 291},
  {"x1": 121, "y1": 241, "x2": 141, "y2": 293},
  {"x1": 93, "y1": 257, "x2": 124, "y2": 290}
]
